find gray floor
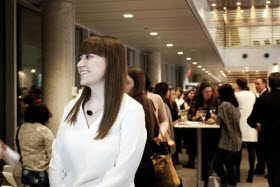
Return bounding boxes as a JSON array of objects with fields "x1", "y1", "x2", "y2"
[{"x1": 176, "y1": 149, "x2": 269, "y2": 187}]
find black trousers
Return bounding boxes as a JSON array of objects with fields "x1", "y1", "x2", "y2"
[
  {"x1": 134, "y1": 158, "x2": 154, "y2": 187},
  {"x1": 236, "y1": 142, "x2": 256, "y2": 178},
  {"x1": 212, "y1": 148, "x2": 239, "y2": 185},
  {"x1": 265, "y1": 144, "x2": 280, "y2": 187},
  {"x1": 255, "y1": 132, "x2": 266, "y2": 172}
]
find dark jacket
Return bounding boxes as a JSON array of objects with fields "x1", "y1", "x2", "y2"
[
  {"x1": 247, "y1": 89, "x2": 269, "y2": 128},
  {"x1": 258, "y1": 89, "x2": 280, "y2": 145}
]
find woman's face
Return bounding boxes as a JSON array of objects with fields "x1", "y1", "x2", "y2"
[
  {"x1": 165, "y1": 90, "x2": 170, "y2": 99},
  {"x1": 188, "y1": 91, "x2": 195, "y2": 100},
  {"x1": 77, "y1": 54, "x2": 106, "y2": 87},
  {"x1": 169, "y1": 90, "x2": 176, "y2": 102},
  {"x1": 125, "y1": 75, "x2": 134, "y2": 95},
  {"x1": 202, "y1": 87, "x2": 212, "y2": 100}
]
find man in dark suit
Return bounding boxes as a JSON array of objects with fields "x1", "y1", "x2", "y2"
[
  {"x1": 248, "y1": 78, "x2": 269, "y2": 174},
  {"x1": 257, "y1": 72, "x2": 280, "y2": 187}
]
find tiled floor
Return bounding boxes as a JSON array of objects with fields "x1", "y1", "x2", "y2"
[{"x1": 176, "y1": 149, "x2": 269, "y2": 187}]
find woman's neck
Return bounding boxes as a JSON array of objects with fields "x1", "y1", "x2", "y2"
[{"x1": 88, "y1": 81, "x2": 105, "y2": 107}]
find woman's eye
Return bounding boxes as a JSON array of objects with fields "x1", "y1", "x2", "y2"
[{"x1": 86, "y1": 55, "x2": 92, "y2": 59}]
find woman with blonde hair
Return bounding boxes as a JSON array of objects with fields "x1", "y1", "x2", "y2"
[{"x1": 49, "y1": 36, "x2": 147, "y2": 186}]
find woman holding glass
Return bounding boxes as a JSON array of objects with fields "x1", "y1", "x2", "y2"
[
  {"x1": 188, "y1": 82, "x2": 219, "y2": 186},
  {"x1": 49, "y1": 36, "x2": 147, "y2": 187}
]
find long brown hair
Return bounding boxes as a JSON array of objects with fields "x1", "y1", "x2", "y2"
[
  {"x1": 65, "y1": 36, "x2": 127, "y2": 139},
  {"x1": 128, "y1": 67, "x2": 155, "y2": 140}
]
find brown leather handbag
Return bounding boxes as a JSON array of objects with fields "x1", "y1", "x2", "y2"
[{"x1": 152, "y1": 129, "x2": 181, "y2": 187}]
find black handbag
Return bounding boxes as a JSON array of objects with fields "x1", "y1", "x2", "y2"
[{"x1": 16, "y1": 124, "x2": 49, "y2": 185}]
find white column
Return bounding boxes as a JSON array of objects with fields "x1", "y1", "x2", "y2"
[
  {"x1": 147, "y1": 51, "x2": 162, "y2": 86},
  {"x1": 42, "y1": 0, "x2": 74, "y2": 136}
]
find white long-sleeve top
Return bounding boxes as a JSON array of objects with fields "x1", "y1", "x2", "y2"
[
  {"x1": 235, "y1": 90, "x2": 257, "y2": 142},
  {"x1": 147, "y1": 92, "x2": 169, "y2": 135},
  {"x1": 49, "y1": 94, "x2": 147, "y2": 187}
]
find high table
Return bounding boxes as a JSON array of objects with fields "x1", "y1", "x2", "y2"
[{"x1": 174, "y1": 121, "x2": 220, "y2": 187}]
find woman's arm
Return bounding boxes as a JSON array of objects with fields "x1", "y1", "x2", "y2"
[
  {"x1": 43, "y1": 128, "x2": 54, "y2": 162},
  {"x1": 49, "y1": 111, "x2": 68, "y2": 186},
  {"x1": 157, "y1": 97, "x2": 169, "y2": 135},
  {"x1": 96, "y1": 105, "x2": 147, "y2": 187}
]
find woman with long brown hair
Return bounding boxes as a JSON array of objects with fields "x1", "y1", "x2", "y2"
[
  {"x1": 126, "y1": 66, "x2": 158, "y2": 187},
  {"x1": 49, "y1": 36, "x2": 147, "y2": 186}
]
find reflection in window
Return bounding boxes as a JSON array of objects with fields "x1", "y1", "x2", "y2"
[{"x1": 17, "y1": 6, "x2": 42, "y2": 123}]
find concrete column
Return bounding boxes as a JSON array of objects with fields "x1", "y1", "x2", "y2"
[
  {"x1": 147, "y1": 51, "x2": 162, "y2": 86},
  {"x1": 42, "y1": 0, "x2": 74, "y2": 136}
]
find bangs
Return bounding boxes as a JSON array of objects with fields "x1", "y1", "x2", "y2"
[{"x1": 80, "y1": 37, "x2": 106, "y2": 57}]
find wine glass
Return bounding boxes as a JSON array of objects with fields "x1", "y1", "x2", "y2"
[
  {"x1": 200, "y1": 110, "x2": 207, "y2": 124},
  {"x1": 210, "y1": 106, "x2": 216, "y2": 118},
  {"x1": 179, "y1": 109, "x2": 187, "y2": 121}
]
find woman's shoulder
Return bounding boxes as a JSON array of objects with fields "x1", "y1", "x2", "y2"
[{"x1": 122, "y1": 94, "x2": 144, "y2": 112}]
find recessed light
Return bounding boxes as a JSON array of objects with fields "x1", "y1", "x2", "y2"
[
  {"x1": 150, "y1": 32, "x2": 158, "y2": 36},
  {"x1": 237, "y1": 6, "x2": 240, "y2": 9},
  {"x1": 237, "y1": 2, "x2": 241, "y2": 5},
  {"x1": 212, "y1": 4, "x2": 216, "y2": 7},
  {"x1": 202, "y1": 68, "x2": 205, "y2": 71},
  {"x1": 224, "y1": 7, "x2": 226, "y2": 10},
  {"x1": 192, "y1": 62, "x2": 197, "y2": 65},
  {"x1": 205, "y1": 71, "x2": 208, "y2": 73},
  {"x1": 240, "y1": 10, "x2": 244, "y2": 12},
  {"x1": 31, "y1": 69, "x2": 36, "y2": 73},
  {"x1": 166, "y1": 44, "x2": 173, "y2": 47},
  {"x1": 186, "y1": 58, "x2": 191, "y2": 60},
  {"x1": 123, "y1": 14, "x2": 133, "y2": 18},
  {"x1": 211, "y1": 11, "x2": 214, "y2": 14},
  {"x1": 178, "y1": 52, "x2": 183, "y2": 55},
  {"x1": 266, "y1": 5, "x2": 268, "y2": 7},
  {"x1": 251, "y1": 6, "x2": 254, "y2": 8},
  {"x1": 208, "y1": 73, "x2": 211, "y2": 75},
  {"x1": 266, "y1": 1, "x2": 271, "y2": 4},
  {"x1": 198, "y1": 65, "x2": 202, "y2": 68}
]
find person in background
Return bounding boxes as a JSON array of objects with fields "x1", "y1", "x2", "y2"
[
  {"x1": 167, "y1": 88, "x2": 185, "y2": 164},
  {"x1": 126, "y1": 66, "x2": 158, "y2": 187},
  {"x1": 175, "y1": 87, "x2": 184, "y2": 110},
  {"x1": 0, "y1": 139, "x2": 6, "y2": 160},
  {"x1": 188, "y1": 82, "x2": 219, "y2": 186},
  {"x1": 13, "y1": 104, "x2": 54, "y2": 187},
  {"x1": 247, "y1": 77, "x2": 269, "y2": 175},
  {"x1": 29, "y1": 86, "x2": 42, "y2": 104},
  {"x1": 235, "y1": 77, "x2": 257, "y2": 182},
  {"x1": 154, "y1": 82, "x2": 176, "y2": 156},
  {"x1": 49, "y1": 36, "x2": 147, "y2": 186},
  {"x1": 180, "y1": 89, "x2": 197, "y2": 168},
  {"x1": 257, "y1": 72, "x2": 280, "y2": 187},
  {"x1": 145, "y1": 74, "x2": 169, "y2": 144},
  {"x1": 212, "y1": 84, "x2": 242, "y2": 186},
  {"x1": 180, "y1": 90, "x2": 195, "y2": 111}
]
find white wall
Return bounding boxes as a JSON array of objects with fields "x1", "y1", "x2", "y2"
[{"x1": 221, "y1": 46, "x2": 280, "y2": 71}]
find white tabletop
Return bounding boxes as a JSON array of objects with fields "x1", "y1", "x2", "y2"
[{"x1": 174, "y1": 121, "x2": 220, "y2": 128}]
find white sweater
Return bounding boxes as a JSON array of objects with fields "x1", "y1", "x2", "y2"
[{"x1": 49, "y1": 94, "x2": 147, "y2": 187}]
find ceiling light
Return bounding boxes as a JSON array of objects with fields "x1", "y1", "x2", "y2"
[
  {"x1": 178, "y1": 52, "x2": 183, "y2": 55},
  {"x1": 166, "y1": 44, "x2": 173, "y2": 47},
  {"x1": 266, "y1": 1, "x2": 271, "y2": 4},
  {"x1": 186, "y1": 58, "x2": 191, "y2": 60},
  {"x1": 205, "y1": 71, "x2": 208, "y2": 73},
  {"x1": 240, "y1": 10, "x2": 244, "y2": 12},
  {"x1": 123, "y1": 14, "x2": 133, "y2": 18},
  {"x1": 220, "y1": 71, "x2": 226, "y2": 78},
  {"x1": 198, "y1": 65, "x2": 202, "y2": 68},
  {"x1": 150, "y1": 32, "x2": 158, "y2": 36},
  {"x1": 256, "y1": 70, "x2": 259, "y2": 72},
  {"x1": 245, "y1": 67, "x2": 248, "y2": 69},
  {"x1": 266, "y1": 5, "x2": 269, "y2": 7},
  {"x1": 192, "y1": 62, "x2": 197, "y2": 65},
  {"x1": 208, "y1": 73, "x2": 211, "y2": 75},
  {"x1": 251, "y1": 6, "x2": 254, "y2": 8},
  {"x1": 237, "y1": 6, "x2": 240, "y2": 9},
  {"x1": 202, "y1": 68, "x2": 205, "y2": 71},
  {"x1": 237, "y1": 2, "x2": 241, "y2": 5},
  {"x1": 224, "y1": 7, "x2": 226, "y2": 10},
  {"x1": 211, "y1": 11, "x2": 214, "y2": 14},
  {"x1": 212, "y1": 4, "x2": 216, "y2": 7},
  {"x1": 31, "y1": 69, "x2": 36, "y2": 73}
]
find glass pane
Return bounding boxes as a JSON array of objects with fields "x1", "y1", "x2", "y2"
[
  {"x1": 17, "y1": 6, "x2": 42, "y2": 123},
  {"x1": 75, "y1": 28, "x2": 82, "y2": 88}
]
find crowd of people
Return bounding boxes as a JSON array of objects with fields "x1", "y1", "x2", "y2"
[{"x1": 0, "y1": 36, "x2": 280, "y2": 187}]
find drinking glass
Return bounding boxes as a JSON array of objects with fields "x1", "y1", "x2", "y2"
[
  {"x1": 210, "y1": 106, "x2": 216, "y2": 117},
  {"x1": 200, "y1": 110, "x2": 207, "y2": 124}
]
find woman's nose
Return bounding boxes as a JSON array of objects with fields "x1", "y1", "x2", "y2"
[{"x1": 77, "y1": 59, "x2": 85, "y2": 68}]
